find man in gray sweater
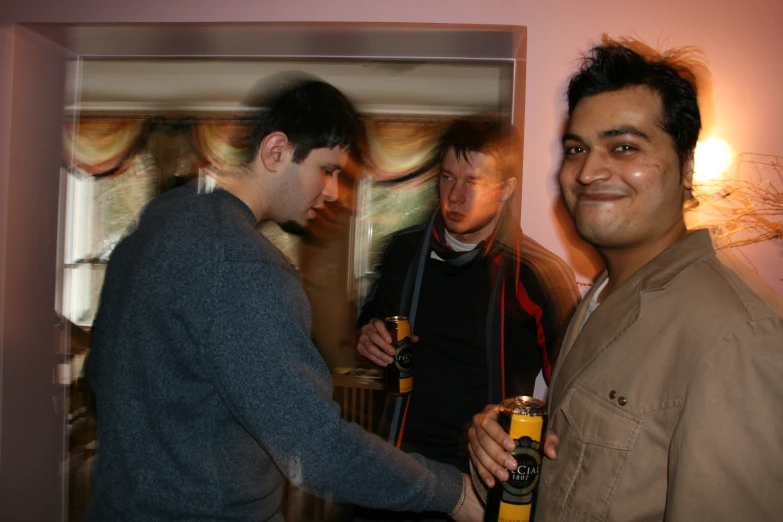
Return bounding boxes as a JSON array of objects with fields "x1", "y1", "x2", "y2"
[{"x1": 86, "y1": 77, "x2": 481, "y2": 521}]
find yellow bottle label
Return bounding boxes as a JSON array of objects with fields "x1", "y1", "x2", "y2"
[
  {"x1": 497, "y1": 501, "x2": 527, "y2": 522},
  {"x1": 395, "y1": 320, "x2": 411, "y2": 339},
  {"x1": 384, "y1": 318, "x2": 414, "y2": 395},
  {"x1": 498, "y1": 413, "x2": 543, "y2": 522},
  {"x1": 394, "y1": 339, "x2": 413, "y2": 393}
]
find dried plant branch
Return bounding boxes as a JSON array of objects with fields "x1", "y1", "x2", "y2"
[{"x1": 688, "y1": 153, "x2": 783, "y2": 251}]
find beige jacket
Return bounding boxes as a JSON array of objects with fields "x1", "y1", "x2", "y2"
[{"x1": 537, "y1": 230, "x2": 783, "y2": 522}]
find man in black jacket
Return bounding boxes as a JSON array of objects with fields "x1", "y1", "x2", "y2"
[{"x1": 356, "y1": 120, "x2": 579, "y2": 522}]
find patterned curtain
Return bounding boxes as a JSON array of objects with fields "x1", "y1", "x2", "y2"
[
  {"x1": 61, "y1": 116, "x2": 453, "y2": 269},
  {"x1": 63, "y1": 116, "x2": 451, "y2": 182},
  {"x1": 63, "y1": 119, "x2": 148, "y2": 176},
  {"x1": 365, "y1": 120, "x2": 447, "y2": 183},
  {"x1": 192, "y1": 120, "x2": 254, "y2": 171}
]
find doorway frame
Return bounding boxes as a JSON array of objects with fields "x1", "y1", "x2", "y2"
[{"x1": 0, "y1": 22, "x2": 526, "y2": 520}]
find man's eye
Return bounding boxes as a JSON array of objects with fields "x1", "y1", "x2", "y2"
[
  {"x1": 440, "y1": 173, "x2": 453, "y2": 181},
  {"x1": 564, "y1": 146, "x2": 584, "y2": 156},
  {"x1": 613, "y1": 144, "x2": 637, "y2": 153}
]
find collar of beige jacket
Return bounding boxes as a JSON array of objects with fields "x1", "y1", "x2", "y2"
[
  {"x1": 640, "y1": 229, "x2": 715, "y2": 292},
  {"x1": 547, "y1": 229, "x2": 715, "y2": 415},
  {"x1": 547, "y1": 271, "x2": 604, "y2": 408}
]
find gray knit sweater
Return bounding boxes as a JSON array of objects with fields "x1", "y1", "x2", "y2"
[{"x1": 86, "y1": 182, "x2": 462, "y2": 521}]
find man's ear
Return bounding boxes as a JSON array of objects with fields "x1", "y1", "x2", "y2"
[
  {"x1": 682, "y1": 156, "x2": 695, "y2": 191},
  {"x1": 258, "y1": 132, "x2": 290, "y2": 173},
  {"x1": 500, "y1": 177, "x2": 517, "y2": 202}
]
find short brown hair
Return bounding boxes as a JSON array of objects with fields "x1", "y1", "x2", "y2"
[{"x1": 436, "y1": 118, "x2": 522, "y2": 181}]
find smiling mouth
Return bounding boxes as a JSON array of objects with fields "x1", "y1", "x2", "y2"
[{"x1": 577, "y1": 193, "x2": 626, "y2": 203}]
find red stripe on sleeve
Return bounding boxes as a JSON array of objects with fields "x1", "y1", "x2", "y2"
[
  {"x1": 396, "y1": 397, "x2": 411, "y2": 449},
  {"x1": 515, "y1": 279, "x2": 551, "y2": 381}
]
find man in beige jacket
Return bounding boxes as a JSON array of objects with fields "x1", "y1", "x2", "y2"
[{"x1": 468, "y1": 36, "x2": 783, "y2": 521}]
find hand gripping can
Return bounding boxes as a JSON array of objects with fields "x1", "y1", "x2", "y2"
[
  {"x1": 383, "y1": 316, "x2": 413, "y2": 395},
  {"x1": 485, "y1": 396, "x2": 546, "y2": 522}
]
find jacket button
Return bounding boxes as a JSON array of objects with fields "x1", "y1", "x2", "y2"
[
  {"x1": 609, "y1": 390, "x2": 617, "y2": 399},
  {"x1": 618, "y1": 396, "x2": 627, "y2": 406}
]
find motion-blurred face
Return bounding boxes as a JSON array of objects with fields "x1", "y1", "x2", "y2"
[
  {"x1": 439, "y1": 148, "x2": 515, "y2": 244},
  {"x1": 276, "y1": 146, "x2": 347, "y2": 234}
]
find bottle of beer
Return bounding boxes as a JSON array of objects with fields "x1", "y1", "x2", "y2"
[
  {"x1": 383, "y1": 316, "x2": 413, "y2": 395},
  {"x1": 485, "y1": 396, "x2": 546, "y2": 522}
]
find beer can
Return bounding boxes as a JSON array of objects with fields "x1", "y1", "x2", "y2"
[
  {"x1": 485, "y1": 396, "x2": 546, "y2": 522},
  {"x1": 383, "y1": 316, "x2": 413, "y2": 395}
]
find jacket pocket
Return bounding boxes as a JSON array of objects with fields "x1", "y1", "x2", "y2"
[{"x1": 542, "y1": 386, "x2": 643, "y2": 522}]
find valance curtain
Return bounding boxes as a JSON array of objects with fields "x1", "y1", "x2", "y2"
[
  {"x1": 63, "y1": 117, "x2": 449, "y2": 184},
  {"x1": 63, "y1": 119, "x2": 147, "y2": 177}
]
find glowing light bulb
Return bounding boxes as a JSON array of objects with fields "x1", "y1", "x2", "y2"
[{"x1": 693, "y1": 137, "x2": 736, "y2": 183}]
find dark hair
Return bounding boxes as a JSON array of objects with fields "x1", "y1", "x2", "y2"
[
  {"x1": 243, "y1": 73, "x2": 364, "y2": 166},
  {"x1": 567, "y1": 36, "x2": 706, "y2": 166},
  {"x1": 436, "y1": 118, "x2": 522, "y2": 181}
]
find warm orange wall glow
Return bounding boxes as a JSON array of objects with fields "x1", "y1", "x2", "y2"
[{"x1": 693, "y1": 137, "x2": 736, "y2": 184}]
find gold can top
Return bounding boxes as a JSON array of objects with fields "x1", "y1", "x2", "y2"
[
  {"x1": 498, "y1": 396, "x2": 546, "y2": 417},
  {"x1": 384, "y1": 316, "x2": 410, "y2": 323}
]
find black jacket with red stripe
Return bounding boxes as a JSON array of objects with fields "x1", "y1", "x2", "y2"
[{"x1": 358, "y1": 210, "x2": 575, "y2": 471}]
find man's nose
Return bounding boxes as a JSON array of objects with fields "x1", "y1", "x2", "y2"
[
  {"x1": 577, "y1": 150, "x2": 611, "y2": 185},
  {"x1": 323, "y1": 173, "x2": 339, "y2": 202},
  {"x1": 447, "y1": 181, "x2": 466, "y2": 202}
]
